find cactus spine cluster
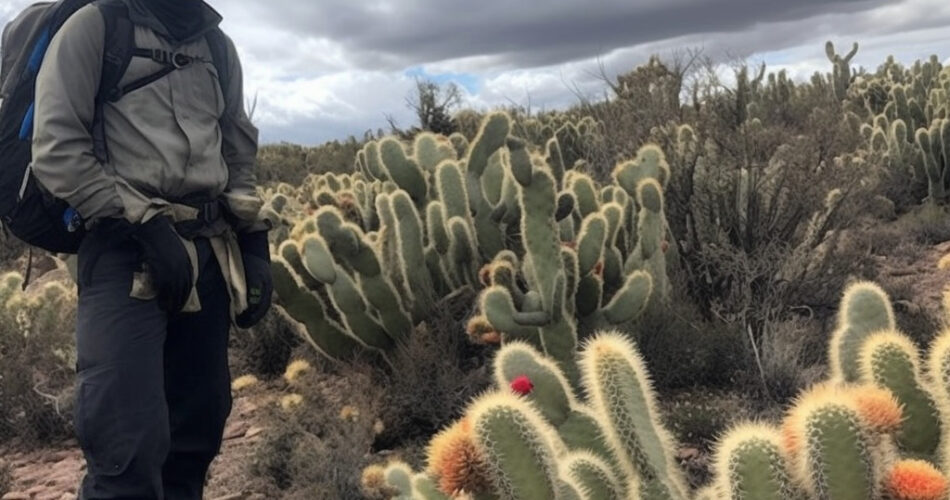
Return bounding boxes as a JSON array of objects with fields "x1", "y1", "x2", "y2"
[{"x1": 713, "y1": 424, "x2": 792, "y2": 500}]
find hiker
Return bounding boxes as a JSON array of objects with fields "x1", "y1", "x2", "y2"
[{"x1": 24, "y1": 0, "x2": 271, "y2": 497}]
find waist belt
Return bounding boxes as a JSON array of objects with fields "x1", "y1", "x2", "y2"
[{"x1": 168, "y1": 199, "x2": 225, "y2": 239}]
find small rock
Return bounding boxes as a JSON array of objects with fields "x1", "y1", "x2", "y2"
[
  {"x1": 48, "y1": 450, "x2": 73, "y2": 462},
  {"x1": 223, "y1": 421, "x2": 250, "y2": 440},
  {"x1": 211, "y1": 494, "x2": 246, "y2": 500}
]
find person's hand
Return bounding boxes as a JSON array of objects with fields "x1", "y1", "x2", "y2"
[
  {"x1": 235, "y1": 230, "x2": 272, "y2": 328},
  {"x1": 130, "y1": 215, "x2": 194, "y2": 313}
]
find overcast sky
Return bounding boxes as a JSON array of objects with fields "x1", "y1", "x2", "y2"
[{"x1": 2, "y1": 0, "x2": 949, "y2": 145}]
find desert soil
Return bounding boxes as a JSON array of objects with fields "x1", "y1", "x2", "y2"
[{"x1": 0, "y1": 389, "x2": 275, "y2": 500}]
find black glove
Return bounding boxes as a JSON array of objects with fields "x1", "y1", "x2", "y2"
[
  {"x1": 130, "y1": 216, "x2": 194, "y2": 313},
  {"x1": 235, "y1": 230, "x2": 272, "y2": 328},
  {"x1": 88, "y1": 216, "x2": 193, "y2": 313}
]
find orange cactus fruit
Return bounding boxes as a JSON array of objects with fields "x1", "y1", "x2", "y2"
[
  {"x1": 780, "y1": 418, "x2": 800, "y2": 458},
  {"x1": 850, "y1": 384, "x2": 903, "y2": 434},
  {"x1": 886, "y1": 459, "x2": 949, "y2": 500},
  {"x1": 466, "y1": 316, "x2": 500, "y2": 345},
  {"x1": 425, "y1": 417, "x2": 490, "y2": 496}
]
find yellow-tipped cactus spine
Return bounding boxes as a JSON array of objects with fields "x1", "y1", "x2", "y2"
[
  {"x1": 469, "y1": 392, "x2": 564, "y2": 500},
  {"x1": 783, "y1": 383, "x2": 877, "y2": 499},
  {"x1": 713, "y1": 423, "x2": 793, "y2": 500},
  {"x1": 561, "y1": 451, "x2": 624, "y2": 500},
  {"x1": 859, "y1": 331, "x2": 941, "y2": 457},
  {"x1": 579, "y1": 332, "x2": 688, "y2": 499},
  {"x1": 829, "y1": 282, "x2": 896, "y2": 383}
]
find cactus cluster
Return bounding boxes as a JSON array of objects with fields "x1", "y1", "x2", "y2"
[
  {"x1": 364, "y1": 279, "x2": 950, "y2": 499},
  {"x1": 846, "y1": 52, "x2": 950, "y2": 204},
  {"x1": 264, "y1": 112, "x2": 672, "y2": 365},
  {"x1": 0, "y1": 270, "x2": 75, "y2": 345},
  {"x1": 707, "y1": 281, "x2": 950, "y2": 500},
  {"x1": 368, "y1": 333, "x2": 687, "y2": 499}
]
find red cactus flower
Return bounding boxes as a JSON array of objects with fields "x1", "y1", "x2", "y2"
[{"x1": 510, "y1": 375, "x2": 534, "y2": 395}]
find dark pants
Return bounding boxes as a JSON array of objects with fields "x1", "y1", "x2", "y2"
[{"x1": 75, "y1": 233, "x2": 232, "y2": 499}]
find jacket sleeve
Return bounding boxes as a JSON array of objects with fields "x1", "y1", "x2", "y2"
[
  {"x1": 219, "y1": 36, "x2": 265, "y2": 232},
  {"x1": 31, "y1": 6, "x2": 124, "y2": 223}
]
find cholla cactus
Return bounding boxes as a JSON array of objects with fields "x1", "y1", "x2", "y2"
[
  {"x1": 782, "y1": 383, "x2": 878, "y2": 499},
  {"x1": 829, "y1": 281, "x2": 896, "y2": 383},
  {"x1": 712, "y1": 423, "x2": 793, "y2": 500},
  {"x1": 468, "y1": 392, "x2": 566, "y2": 500},
  {"x1": 560, "y1": 451, "x2": 624, "y2": 500},
  {"x1": 385, "y1": 276, "x2": 950, "y2": 499},
  {"x1": 269, "y1": 112, "x2": 672, "y2": 371},
  {"x1": 859, "y1": 331, "x2": 941, "y2": 458},
  {"x1": 580, "y1": 333, "x2": 688, "y2": 498}
]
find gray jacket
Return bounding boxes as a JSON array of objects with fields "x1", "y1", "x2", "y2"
[{"x1": 31, "y1": 0, "x2": 262, "y2": 229}]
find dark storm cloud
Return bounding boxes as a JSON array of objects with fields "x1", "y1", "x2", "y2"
[{"x1": 242, "y1": 0, "x2": 896, "y2": 69}]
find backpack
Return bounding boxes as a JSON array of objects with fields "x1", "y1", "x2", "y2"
[{"x1": 0, "y1": 0, "x2": 231, "y2": 254}]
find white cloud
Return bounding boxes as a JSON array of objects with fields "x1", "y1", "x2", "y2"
[{"x1": 2, "y1": 0, "x2": 948, "y2": 145}]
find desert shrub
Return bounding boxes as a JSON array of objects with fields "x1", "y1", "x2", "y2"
[
  {"x1": 253, "y1": 293, "x2": 492, "y2": 497},
  {"x1": 638, "y1": 104, "x2": 876, "y2": 393},
  {"x1": 252, "y1": 350, "x2": 383, "y2": 498},
  {"x1": 450, "y1": 109, "x2": 484, "y2": 140},
  {"x1": 878, "y1": 275, "x2": 943, "y2": 347},
  {"x1": 0, "y1": 229, "x2": 25, "y2": 268},
  {"x1": 257, "y1": 138, "x2": 363, "y2": 186},
  {"x1": 231, "y1": 308, "x2": 301, "y2": 380},
  {"x1": 633, "y1": 288, "x2": 745, "y2": 392},
  {"x1": 372, "y1": 294, "x2": 493, "y2": 455},
  {"x1": 0, "y1": 271, "x2": 76, "y2": 443},
  {"x1": 894, "y1": 203, "x2": 950, "y2": 245},
  {"x1": 748, "y1": 317, "x2": 826, "y2": 404}
]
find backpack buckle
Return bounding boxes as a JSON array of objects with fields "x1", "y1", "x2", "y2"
[
  {"x1": 172, "y1": 52, "x2": 194, "y2": 69},
  {"x1": 197, "y1": 200, "x2": 221, "y2": 224},
  {"x1": 148, "y1": 49, "x2": 193, "y2": 69}
]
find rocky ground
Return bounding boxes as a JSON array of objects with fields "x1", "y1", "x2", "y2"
[{"x1": 0, "y1": 389, "x2": 275, "y2": 500}]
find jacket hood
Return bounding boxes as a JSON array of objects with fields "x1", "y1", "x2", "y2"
[{"x1": 124, "y1": 0, "x2": 223, "y2": 43}]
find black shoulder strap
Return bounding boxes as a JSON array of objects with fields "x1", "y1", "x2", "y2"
[
  {"x1": 92, "y1": 0, "x2": 135, "y2": 163},
  {"x1": 87, "y1": 4, "x2": 232, "y2": 162},
  {"x1": 204, "y1": 28, "x2": 231, "y2": 111}
]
